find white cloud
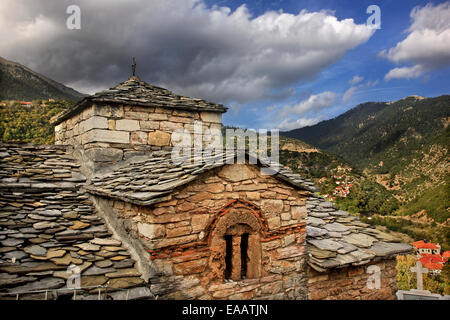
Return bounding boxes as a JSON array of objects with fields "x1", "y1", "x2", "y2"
[
  {"x1": 349, "y1": 75, "x2": 363, "y2": 86},
  {"x1": 342, "y1": 78, "x2": 379, "y2": 102},
  {"x1": 363, "y1": 79, "x2": 379, "y2": 87},
  {"x1": 0, "y1": 0, "x2": 374, "y2": 103},
  {"x1": 280, "y1": 91, "x2": 338, "y2": 117},
  {"x1": 384, "y1": 65, "x2": 425, "y2": 81},
  {"x1": 342, "y1": 86, "x2": 356, "y2": 103},
  {"x1": 381, "y1": 2, "x2": 450, "y2": 81},
  {"x1": 277, "y1": 117, "x2": 322, "y2": 131},
  {"x1": 276, "y1": 91, "x2": 337, "y2": 130}
]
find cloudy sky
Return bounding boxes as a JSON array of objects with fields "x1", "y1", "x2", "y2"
[{"x1": 1, "y1": 0, "x2": 449, "y2": 130}]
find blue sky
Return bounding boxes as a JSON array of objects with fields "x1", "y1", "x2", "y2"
[
  {"x1": 1, "y1": 0, "x2": 449, "y2": 131},
  {"x1": 213, "y1": 0, "x2": 450, "y2": 130}
]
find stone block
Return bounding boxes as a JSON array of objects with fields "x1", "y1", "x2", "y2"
[
  {"x1": 260, "y1": 281, "x2": 283, "y2": 295},
  {"x1": 176, "y1": 202, "x2": 196, "y2": 212},
  {"x1": 203, "y1": 183, "x2": 225, "y2": 193},
  {"x1": 148, "y1": 131, "x2": 171, "y2": 146},
  {"x1": 93, "y1": 104, "x2": 124, "y2": 118},
  {"x1": 166, "y1": 226, "x2": 192, "y2": 238},
  {"x1": 79, "y1": 116, "x2": 108, "y2": 133},
  {"x1": 148, "y1": 113, "x2": 168, "y2": 120},
  {"x1": 80, "y1": 105, "x2": 94, "y2": 120},
  {"x1": 137, "y1": 223, "x2": 165, "y2": 239},
  {"x1": 218, "y1": 164, "x2": 256, "y2": 182},
  {"x1": 124, "y1": 111, "x2": 149, "y2": 120},
  {"x1": 281, "y1": 212, "x2": 291, "y2": 221},
  {"x1": 155, "y1": 234, "x2": 198, "y2": 248},
  {"x1": 262, "y1": 239, "x2": 281, "y2": 250},
  {"x1": 173, "y1": 110, "x2": 196, "y2": 117},
  {"x1": 169, "y1": 116, "x2": 193, "y2": 124},
  {"x1": 307, "y1": 274, "x2": 329, "y2": 284},
  {"x1": 84, "y1": 148, "x2": 123, "y2": 162},
  {"x1": 283, "y1": 234, "x2": 296, "y2": 246},
  {"x1": 82, "y1": 129, "x2": 129, "y2": 144},
  {"x1": 267, "y1": 217, "x2": 281, "y2": 230},
  {"x1": 261, "y1": 199, "x2": 283, "y2": 213},
  {"x1": 108, "y1": 119, "x2": 115, "y2": 130},
  {"x1": 116, "y1": 119, "x2": 140, "y2": 131},
  {"x1": 268, "y1": 260, "x2": 296, "y2": 274},
  {"x1": 140, "y1": 120, "x2": 159, "y2": 131},
  {"x1": 274, "y1": 245, "x2": 305, "y2": 260},
  {"x1": 200, "y1": 112, "x2": 222, "y2": 123},
  {"x1": 191, "y1": 214, "x2": 209, "y2": 233},
  {"x1": 233, "y1": 183, "x2": 267, "y2": 191},
  {"x1": 291, "y1": 206, "x2": 306, "y2": 221},
  {"x1": 160, "y1": 121, "x2": 183, "y2": 131},
  {"x1": 245, "y1": 192, "x2": 260, "y2": 200},
  {"x1": 173, "y1": 258, "x2": 207, "y2": 275},
  {"x1": 130, "y1": 131, "x2": 148, "y2": 145}
]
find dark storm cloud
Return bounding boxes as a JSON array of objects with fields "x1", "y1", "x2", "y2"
[{"x1": 0, "y1": 0, "x2": 373, "y2": 104}]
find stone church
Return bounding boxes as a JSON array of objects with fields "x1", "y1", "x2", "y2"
[{"x1": 0, "y1": 73, "x2": 412, "y2": 300}]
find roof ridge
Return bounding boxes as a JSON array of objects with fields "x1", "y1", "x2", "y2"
[
  {"x1": 51, "y1": 76, "x2": 227, "y2": 125},
  {"x1": 85, "y1": 150, "x2": 319, "y2": 206}
]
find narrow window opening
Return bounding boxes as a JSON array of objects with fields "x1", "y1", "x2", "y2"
[
  {"x1": 224, "y1": 235, "x2": 232, "y2": 279},
  {"x1": 240, "y1": 233, "x2": 249, "y2": 279}
]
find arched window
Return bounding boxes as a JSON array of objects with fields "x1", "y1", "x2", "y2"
[
  {"x1": 209, "y1": 206, "x2": 262, "y2": 282},
  {"x1": 223, "y1": 224, "x2": 252, "y2": 280}
]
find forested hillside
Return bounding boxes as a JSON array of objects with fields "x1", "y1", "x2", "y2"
[
  {"x1": 283, "y1": 95, "x2": 450, "y2": 249},
  {"x1": 0, "y1": 100, "x2": 70, "y2": 144}
]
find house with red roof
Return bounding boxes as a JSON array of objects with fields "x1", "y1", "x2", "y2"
[
  {"x1": 412, "y1": 241, "x2": 448, "y2": 274},
  {"x1": 419, "y1": 254, "x2": 448, "y2": 274},
  {"x1": 412, "y1": 240, "x2": 441, "y2": 255}
]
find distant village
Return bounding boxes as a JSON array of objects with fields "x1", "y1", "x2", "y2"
[
  {"x1": 316, "y1": 165, "x2": 449, "y2": 276},
  {"x1": 0, "y1": 99, "x2": 55, "y2": 107},
  {"x1": 318, "y1": 165, "x2": 355, "y2": 200}
]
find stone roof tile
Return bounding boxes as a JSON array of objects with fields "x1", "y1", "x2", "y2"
[
  {"x1": 0, "y1": 144, "x2": 152, "y2": 300},
  {"x1": 306, "y1": 195, "x2": 413, "y2": 272},
  {"x1": 85, "y1": 150, "x2": 319, "y2": 205},
  {"x1": 51, "y1": 76, "x2": 227, "y2": 125}
]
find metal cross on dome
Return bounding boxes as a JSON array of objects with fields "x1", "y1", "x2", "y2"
[{"x1": 132, "y1": 57, "x2": 136, "y2": 76}]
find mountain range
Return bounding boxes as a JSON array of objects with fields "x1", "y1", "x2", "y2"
[
  {"x1": 0, "y1": 56, "x2": 85, "y2": 101},
  {"x1": 283, "y1": 95, "x2": 449, "y2": 229}
]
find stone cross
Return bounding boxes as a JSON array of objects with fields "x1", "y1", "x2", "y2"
[
  {"x1": 132, "y1": 57, "x2": 136, "y2": 76},
  {"x1": 410, "y1": 261, "x2": 428, "y2": 290}
]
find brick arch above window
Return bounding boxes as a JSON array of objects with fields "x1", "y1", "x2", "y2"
[{"x1": 204, "y1": 199, "x2": 269, "y2": 242}]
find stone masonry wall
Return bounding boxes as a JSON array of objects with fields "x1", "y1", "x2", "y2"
[
  {"x1": 99, "y1": 163, "x2": 310, "y2": 300},
  {"x1": 307, "y1": 259, "x2": 398, "y2": 300},
  {"x1": 54, "y1": 104, "x2": 222, "y2": 169}
]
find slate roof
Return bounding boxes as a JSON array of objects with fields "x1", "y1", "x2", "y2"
[
  {"x1": 0, "y1": 143, "x2": 413, "y2": 289},
  {"x1": 306, "y1": 195, "x2": 412, "y2": 272},
  {"x1": 0, "y1": 144, "x2": 152, "y2": 300},
  {"x1": 86, "y1": 149, "x2": 413, "y2": 271},
  {"x1": 85, "y1": 150, "x2": 320, "y2": 206},
  {"x1": 51, "y1": 76, "x2": 228, "y2": 125}
]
